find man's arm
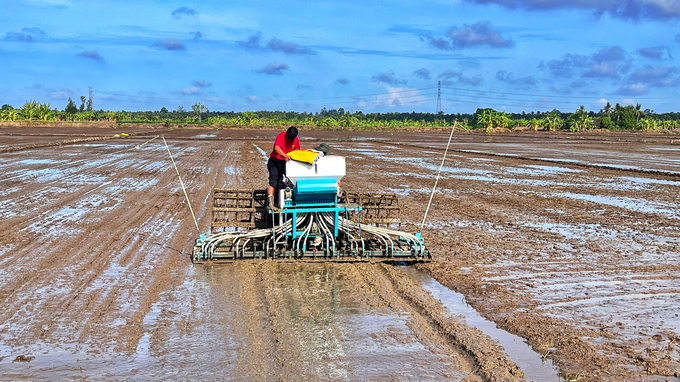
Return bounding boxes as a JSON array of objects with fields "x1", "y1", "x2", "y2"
[{"x1": 275, "y1": 145, "x2": 291, "y2": 161}]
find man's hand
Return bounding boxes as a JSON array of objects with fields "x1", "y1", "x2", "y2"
[{"x1": 284, "y1": 155, "x2": 291, "y2": 161}]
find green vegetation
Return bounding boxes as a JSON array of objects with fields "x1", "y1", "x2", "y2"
[{"x1": 1, "y1": 99, "x2": 679, "y2": 132}]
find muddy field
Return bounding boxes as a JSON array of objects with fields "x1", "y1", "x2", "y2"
[{"x1": 0, "y1": 126, "x2": 678, "y2": 381}]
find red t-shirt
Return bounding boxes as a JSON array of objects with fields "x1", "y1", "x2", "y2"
[{"x1": 270, "y1": 132, "x2": 300, "y2": 160}]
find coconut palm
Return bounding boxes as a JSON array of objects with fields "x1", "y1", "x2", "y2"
[
  {"x1": 613, "y1": 103, "x2": 623, "y2": 125},
  {"x1": 635, "y1": 103, "x2": 645, "y2": 124}
]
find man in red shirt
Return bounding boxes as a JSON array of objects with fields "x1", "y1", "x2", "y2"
[{"x1": 267, "y1": 126, "x2": 300, "y2": 210}]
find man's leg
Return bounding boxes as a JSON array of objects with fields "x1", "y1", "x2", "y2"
[
  {"x1": 266, "y1": 159, "x2": 281, "y2": 211},
  {"x1": 267, "y1": 186, "x2": 278, "y2": 211}
]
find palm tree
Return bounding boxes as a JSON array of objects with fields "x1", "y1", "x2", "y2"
[
  {"x1": 613, "y1": 103, "x2": 623, "y2": 125},
  {"x1": 602, "y1": 102, "x2": 612, "y2": 117},
  {"x1": 635, "y1": 103, "x2": 645, "y2": 124}
]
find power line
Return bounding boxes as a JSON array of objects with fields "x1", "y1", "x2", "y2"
[
  {"x1": 440, "y1": 85, "x2": 669, "y2": 101},
  {"x1": 441, "y1": 97, "x2": 575, "y2": 110},
  {"x1": 290, "y1": 93, "x2": 439, "y2": 107},
  {"x1": 0, "y1": 87, "x2": 440, "y2": 110},
  {"x1": 443, "y1": 91, "x2": 602, "y2": 106}
]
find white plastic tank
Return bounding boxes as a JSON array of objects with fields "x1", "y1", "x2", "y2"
[{"x1": 286, "y1": 155, "x2": 346, "y2": 185}]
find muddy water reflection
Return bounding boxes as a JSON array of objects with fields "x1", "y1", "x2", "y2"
[
  {"x1": 267, "y1": 263, "x2": 464, "y2": 380},
  {"x1": 0, "y1": 262, "x2": 562, "y2": 381},
  {"x1": 403, "y1": 267, "x2": 562, "y2": 382}
]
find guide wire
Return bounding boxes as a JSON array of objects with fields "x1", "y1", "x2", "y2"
[
  {"x1": 136, "y1": 135, "x2": 159, "y2": 149},
  {"x1": 162, "y1": 135, "x2": 200, "y2": 233},
  {"x1": 419, "y1": 121, "x2": 456, "y2": 234}
]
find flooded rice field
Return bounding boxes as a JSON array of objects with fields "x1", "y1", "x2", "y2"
[{"x1": 0, "y1": 126, "x2": 678, "y2": 381}]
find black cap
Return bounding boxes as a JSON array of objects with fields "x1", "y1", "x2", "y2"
[{"x1": 286, "y1": 126, "x2": 298, "y2": 141}]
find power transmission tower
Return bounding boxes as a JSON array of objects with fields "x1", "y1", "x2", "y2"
[
  {"x1": 86, "y1": 87, "x2": 93, "y2": 111},
  {"x1": 436, "y1": 81, "x2": 442, "y2": 114}
]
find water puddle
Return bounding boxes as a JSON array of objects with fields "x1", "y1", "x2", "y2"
[
  {"x1": 592, "y1": 163, "x2": 641, "y2": 171},
  {"x1": 14, "y1": 158, "x2": 58, "y2": 165},
  {"x1": 402, "y1": 267, "x2": 562, "y2": 382},
  {"x1": 253, "y1": 144, "x2": 268, "y2": 163},
  {"x1": 619, "y1": 176, "x2": 680, "y2": 186},
  {"x1": 556, "y1": 192, "x2": 679, "y2": 219},
  {"x1": 387, "y1": 186, "x2": 433, "y2": 196},
  {"x1": 508, "y1": 165, "x2": 583, "y2": 176},
  {"x1": 469, "y1": 157, "x2": 497, "y2": 162},
  {"x1": 534, "y1": 157, "x2": 582, "y2": 164},
  {"x1": 264, "y1": 263, "x2": 458, "y2": 380}
]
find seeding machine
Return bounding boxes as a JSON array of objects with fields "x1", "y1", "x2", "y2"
[{"x1": 193, "y1": 154, "x2": 430, "y2": 263}]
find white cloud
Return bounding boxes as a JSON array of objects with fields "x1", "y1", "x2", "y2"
[
  {"x1": 100, "y1": 94, "x2": 120, "y2": 101},
  {"x1": 181, "y1": 86, "x2": 201, "y2": 95},
  {"x1": 371, "y1": 86, "x2": 427, "y2": 108},
  {"x1": 49, "y1": 87, "x2": 75, "y2": 100},
  {"x1": 50, "y1": 91, "x2": 69, "y2": 100},
  {"x1": 622, "y1": 98, "x2": 636, "y2": 105}
]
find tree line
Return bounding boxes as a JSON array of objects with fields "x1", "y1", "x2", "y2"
[{"x1": 1, "y1": 99, "x2": 679, "y2": 131}]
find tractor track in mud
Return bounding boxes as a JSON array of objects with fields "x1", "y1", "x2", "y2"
[{"x1": 0, "y1": 127, "x2": 678, "y2": 381}]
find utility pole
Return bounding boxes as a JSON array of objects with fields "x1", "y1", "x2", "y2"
[{"x1": 436, "y1": 80, "x2": 442, "y2": 114}]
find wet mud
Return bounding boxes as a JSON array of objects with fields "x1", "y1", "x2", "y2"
[{"x1": 0, "y1": 127, "x2": 678, "y2": 381}]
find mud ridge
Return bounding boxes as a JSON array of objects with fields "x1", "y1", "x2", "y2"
[
  {"x1": 379, "y1": 264, "x2": 526, "y2": 382},
  {"x1": 0, "y1": 136, "x2": 117, "y2": 153}
]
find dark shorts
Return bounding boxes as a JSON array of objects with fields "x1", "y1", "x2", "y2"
[{"x1": 267, "y1": 157, "x2": 286, "y2": 188}]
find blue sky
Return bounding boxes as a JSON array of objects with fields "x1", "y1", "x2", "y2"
[{"x1": 1, "y1": 0, "x2": 679, "y2": 113}]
